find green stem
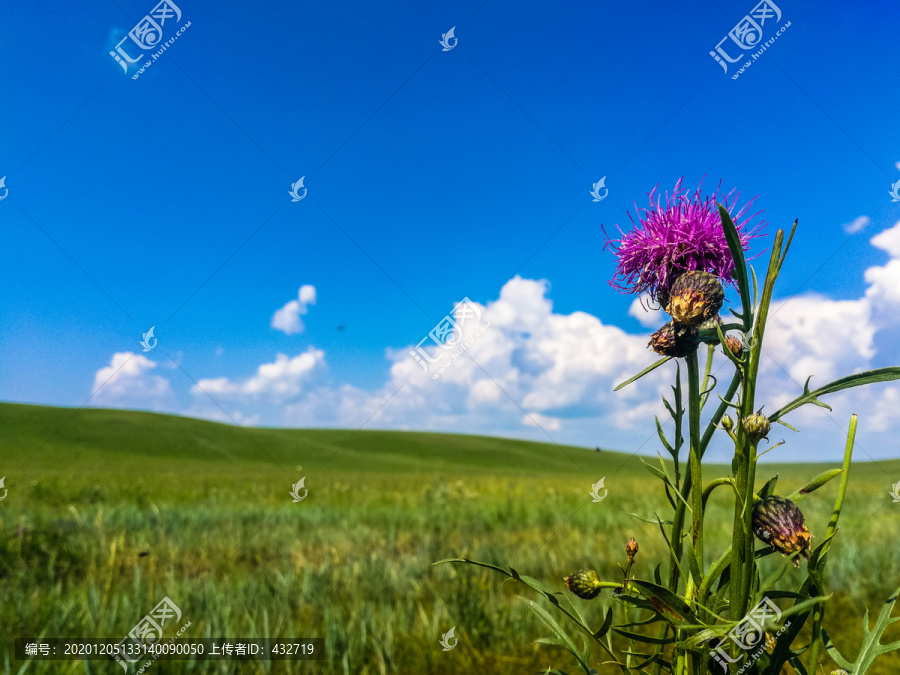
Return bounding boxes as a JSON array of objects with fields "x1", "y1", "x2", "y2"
[
  {"x1": 686, "y1": 351, "x2": 704, "y2": 584},
  {"x1": 701, "y1": 477, "x2": 734, "y2": 511},
  {"x1": 808, "y1": 414, "x2": 857, "y2": 674},
  {"x1": 730, "y1": 229, "x2": 784, "y2": 623},
  {"x1": 699, "y1": 370, "x2": 741, "y2": 458}
]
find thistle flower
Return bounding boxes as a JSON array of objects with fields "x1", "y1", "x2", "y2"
[
  {"x1": 667, "y1": 271, "x2": 725, "y2": 327},
  {"x1": 564, "y1": 569, "x2": 604, "y2": 599},
  {"x1": 603, "y1": 178, "x2": 765, "y2": 304},
  {"x1": 649, "y1": 321, "x2": 699, "y2": 358},
  {"x1": 752, "y1": 496, "x2": 812, "y2": 566}
]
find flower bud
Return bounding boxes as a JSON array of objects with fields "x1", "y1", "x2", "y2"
[
  {"x1": 648, "y1": 322, "x2": 699, "y2": 358},
  {"x1": 725, "y1": 335, "x2": 743, "y2": 357},
  {"x1": 564, "y1": 569, "x2": 604, "y2": 599},
  {"x1": 743, "y1": 411, "x2": 771, "y2": 443},
  {"x1": 721, "y1": 415, "x2": 734, "y2": 432},
  {"x1": 625, "y1": 538, "x2": 638, "y2": 560},
  {"x1": 830, "y1": 670, "x2": 850, "y2": 675},
  {"x1": 752, "y1": 496, "x2": 811, "y2": 566},
  {"x1": 665, "y1": 271, "x2": 725, "y2": 327}
]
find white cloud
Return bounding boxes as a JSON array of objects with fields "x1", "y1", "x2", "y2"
[
  {"x1": 628, "y1": 296, "x2": 664, "y2": 328},
  {"x1": 91, "y1": 352, "x2": 174, "y2": 410},
  {"x1": 192, "y1": 348, "x2": 325, "y2": 402},
  {"x1": 271, "y1": 285, "x2": 317, "y2": 334},
  {"x1": 843, "y1": 215, "x2": 869, "y2": 234}
]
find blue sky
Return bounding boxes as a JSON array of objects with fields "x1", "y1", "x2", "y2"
[{"x1": 2, "y1": 0, "x2": 900, "y2": 461}]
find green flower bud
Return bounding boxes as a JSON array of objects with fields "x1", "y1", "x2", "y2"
[
  {"x1": 697, "y1": 315, "x2": 723, "y2": 344},
  {"x1": 721, "y1": 415, "x2": 734, "y2": 432},
  {"x1": 666, "y1": 271, "x2": 725, "y2": 327},
  {"x1": 564, "y1": 569, "x2": 604, "y2": 599},
  {"x1": 743, "y1": 411, "x2": 771, "y2": 443},
  {"x1": 648, "y1": 322, "x2": 699, "y2": 358},
  {"x1": 752, "y1": 496, "x2": 812, "y2": 566}
]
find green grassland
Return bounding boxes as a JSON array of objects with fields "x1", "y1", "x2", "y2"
[{"x1": 1, "y1": 402, "x2": 899, "y2": 674}]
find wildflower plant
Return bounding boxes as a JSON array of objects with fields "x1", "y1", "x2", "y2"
[{"x1": 435, "y1": 180, "x2": 900, "y2": 673}]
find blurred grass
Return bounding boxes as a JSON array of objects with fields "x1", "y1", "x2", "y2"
[{"x1": 1, "y1": 402, "x2": 899, "y2": 674}]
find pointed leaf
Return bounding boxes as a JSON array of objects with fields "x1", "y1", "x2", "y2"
[
  {"x1": 770, "y1": 368, "x2": 900, "y2": 423},
  {"x1": 615, "y1": 357, "x2": 671, "y2": 391}
]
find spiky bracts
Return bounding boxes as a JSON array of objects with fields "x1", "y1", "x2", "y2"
[{"x1": 752, "y1": 496, "x2": 812, "y2": 566}]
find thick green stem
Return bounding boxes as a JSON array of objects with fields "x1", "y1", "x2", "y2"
[
  {"x1": 686, "y1": 351, "x2": 704, "y2": 577},
  {"x1": 730, "y1": 229, "x2": 784, "y2": 623}
]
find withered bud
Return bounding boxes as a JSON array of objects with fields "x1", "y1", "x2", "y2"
[
  {"x1": 648, "y1": 321, "x2": 699, "y2": 358},
  {"x1": 625, "y1": 538, "x2": 639, "y2": 560}
]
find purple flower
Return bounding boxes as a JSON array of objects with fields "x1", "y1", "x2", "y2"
[{"x1": 603, "y1": 178, "x2": 765, "y2": 302}]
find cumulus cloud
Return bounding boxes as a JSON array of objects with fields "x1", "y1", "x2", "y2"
[
  {"x1": 190, "y1": 277, "x2": 671, "y2": 451},
  {"x1": 843, "y1": 215, "x2": 869, "y2": 234},
  {"x1": 91, "y1": 352, "x2": 174, "y2": 410},
  {"x1": 192, "y1": 348, "x2": 325, "y2": 402},
  {"x1": 628, "y1": 296, "x2": 664, "y2": 328},
  {"x1": 271, "y1": 285, "x2": 316, "y2": 334}
]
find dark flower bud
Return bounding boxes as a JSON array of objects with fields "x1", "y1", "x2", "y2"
[
  {"x1": 752, "y1": 496, "x2": 812, "y2": 566},
  {"x1": 725, "y1": 335, "x2": 743, "y2": 357},
  {"x1": 649, "y1": 322, "x2": 699, "y2": 358},
  {"x1": 666, "y1": 271, "x2": 725, "y2": 327},
  {"x1": 743, "y1": 411, "x2": 771, "y2": 443},
  {"x1": 564, "y1": 569, "x2": 604, "y2": 599},
  {"x1": 625, "y1": 538, "x2": 639, "y2": 560}
]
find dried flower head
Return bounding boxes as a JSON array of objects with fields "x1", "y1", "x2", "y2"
[
  {"x1": 603, "y1": 178, "x2": 765, "y2": 304},
  {"x1": 625, "y1": 538, "x2": 639, "y2": 560},
  {"x1": 649, "y1": 321, "x2": 699, "y2": 358},
  {"x1": 725, "y1": 335, "x2": 743, "y2": 357},
  {"x1": 752, "y1": 496, "x2": 812, "y2": 566}
]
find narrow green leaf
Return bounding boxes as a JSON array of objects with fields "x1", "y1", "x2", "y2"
[
  {"x1": 770, "y1": 368, "x2": 900, "y2": 423},
  {"x1": 629, "y1": 512, "x2": 673, "y2": 526},
  {"x1": 615, "y1": 357, "x2": 671, "y2": 391},
  {"x1": 593, "y1": 606, "x2": 614, "y2": 639},
  {"x1": 611, "y1": 627, "x2": 675, "y2": 645},
  {"x1": 718, "y1": 203, "x2": 752, "y2": 330},
  {"x1": 788, "y1": 468, "x2": 843, "y2": 503},
  {"x1": 630, "y1": 579, "x2": 699, "y2": 626},
  {"x1": 433, "y1": 557, "x2": 512, "y2": 576},
  {"x1": 655, "y1": 417, "x2": 673, "y2": 453}
]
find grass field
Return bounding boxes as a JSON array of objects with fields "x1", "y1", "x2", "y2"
[{"x1": 1, "y1": 402, "x2": 899, "y2": 674}]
